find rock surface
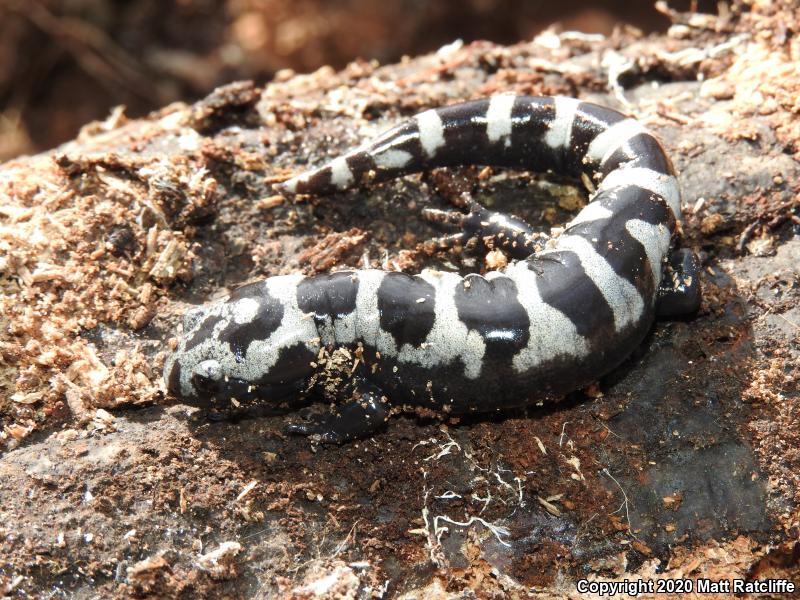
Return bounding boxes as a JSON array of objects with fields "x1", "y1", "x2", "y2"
[{"x1": 1, "y1": 2, "x2": 799, "y2": 597}]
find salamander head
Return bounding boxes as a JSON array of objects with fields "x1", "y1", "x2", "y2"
[{"x1": 163, "y1": 278, "x2": 318, "y2": 409}]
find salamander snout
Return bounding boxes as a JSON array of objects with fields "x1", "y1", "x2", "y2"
[
  {"x1": 164, "y1": 278, "x2": 320, "y2": 409},
  {"x1": 190, "y1": 359, "x2": 224, "y2": 396},
  {"x1": 164, "y1": 335, "x2": 315, "y2": 408},
  {"x1": 164, "y1": 348, "x2": 224, "y2": 405}
]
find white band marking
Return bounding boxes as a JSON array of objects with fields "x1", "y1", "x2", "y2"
[
  {"x1": 546, "y1": 235, "x2": 644, "y2": 332},
  {"x1": 373, "y1": 149, "x2": 413, "y2": 169},
  {"x1": 486, "y1": 95, "x2": 516, "y2": 145},
  {"x1": 599, "y1": 167, "x2": 681, "y2": 219},
  {"x1": 330, "y1": 156, "x2": 354, "y2": 189},
  {"x1": 568, "y1": 202, "x2": 614, "y2": 228},
  {"x1": 586, "y1": 118, "x2": 648, "y2": 164},
  {"x1": 416, "y1": 109, "x2": 446, "y2": 157},
  {"x1": 230, "y1": 297, "x2": 260, "y2": 324},
  {"x1": 544, "y1": 96, "x2": 581, "y2": 149},
  {"x1": 504, "y1": 262, "x2": 590, "y2": 373},
  {"x1": 625, "y1": 219, "x2": 672, "y2": 289},
  {"x1": 405, "y1": 270, "x2": 486, "y2": 379}
]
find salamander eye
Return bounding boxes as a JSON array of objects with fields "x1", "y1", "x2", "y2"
[{"x1": 191, "y1": 359, "x2": 223, "y2": 393}]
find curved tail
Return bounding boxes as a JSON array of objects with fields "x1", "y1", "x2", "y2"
[{"x1": 275, "y1": 95, "x2": 680, "y2": 220}]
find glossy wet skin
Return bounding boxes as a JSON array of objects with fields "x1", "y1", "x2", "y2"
[
  {"x1": 181, "y1": 359, "x2": 309, "y2": 408},
  {"x1": 163, "y1": 95, "x2": 700, "y2": 441},
  {"x1": 164, "y1": 277, "x2": 318, "y2": 407}
]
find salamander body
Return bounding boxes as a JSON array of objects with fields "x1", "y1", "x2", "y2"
[{"x1": 164, "y1": 95, "x2": 700, "y2": 442}]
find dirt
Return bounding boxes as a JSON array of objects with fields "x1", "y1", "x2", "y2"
[{"x1": 1, "y1": 1, "x2": 799, "y2": 598}]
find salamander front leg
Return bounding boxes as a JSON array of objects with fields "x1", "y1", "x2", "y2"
[
  {"x1": 284, "y1": 378, "x2": 390, "y2": 443},
  {"x1": 656, "y1": 248, "x2": 702, "y2": 317},
  {"x1": 422, "y1": 192, "x2": 545, "y2": 260}
]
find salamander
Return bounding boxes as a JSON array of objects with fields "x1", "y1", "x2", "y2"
[{"x1": 164, "y1": 95, "x2": 701, "y2": 442}]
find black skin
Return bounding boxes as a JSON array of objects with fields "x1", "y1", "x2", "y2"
[
  {"x1": 285, "y1": 377, "x2": 390, "y2": 443},
  {"x1": 655, "y1": 248, "x2": 702, "y2": 317},
  {"x1": 283, "y1": 196, "x2": 701, "y2": 443},
  {"x1": 422, "y1": 193, "x2": 544, "y2": 259}
]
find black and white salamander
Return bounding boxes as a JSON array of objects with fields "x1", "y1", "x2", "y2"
[{"x1": 164, "y1": 95, "x2": 701, "y2": 442}]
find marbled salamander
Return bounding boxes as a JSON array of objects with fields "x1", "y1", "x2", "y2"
[{"x1": 164, "y1": 95, "x2": 700, "y2": 442}]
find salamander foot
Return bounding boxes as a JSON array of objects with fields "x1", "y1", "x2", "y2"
[
  {"x1": 422, "y1": 192, "x2": 543, "y2": 260},
  {"x1": 285, "y1": 378, "x2": 390, "y2": 443}
]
